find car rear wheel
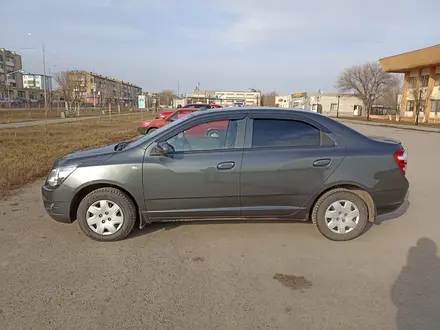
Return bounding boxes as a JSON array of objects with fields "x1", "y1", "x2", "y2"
[
  {"x1": 77, "y1": 187, "x2": 137, "y2": 241},
  {"x1": 147, "y1": 128, "x2": 157, "y2": 134},
  {"x1": 312, "y1": 189, "x2": 368, "y2": 241}
]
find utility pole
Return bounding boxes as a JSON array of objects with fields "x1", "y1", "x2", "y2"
[
  {"x1": 42, "y1": 41, "x2": 47, "y2": 109},
  {"x1": 177, "y1": 79, "x2": 180, "y2": 98},
  {"x1": 337, "y1": 95, "x2": 340, "y2": 118},
  {"x1": 415, "y1": 88, "x2": 423, "y2": 126},
  {"x1": 92, "y1": 75, "x2": 96, "y2": 108},
  {"x1": 367, "y1": 93, "x2": 372, "y2": 121}
]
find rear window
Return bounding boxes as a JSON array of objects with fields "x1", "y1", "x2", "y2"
[{"x1": 252, "y1": 119, "x2": 333, "y2": 148}]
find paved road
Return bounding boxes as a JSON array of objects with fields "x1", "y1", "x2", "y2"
[
  {"x1": 339, "y1": 118, "x2": 440, "y2": 133},
  {"x1": 0, "y1": 113, "x2": 135, "y2": 129},
  {"x1": 1, "y1": 123, "x2": 440, "y2": 330}
]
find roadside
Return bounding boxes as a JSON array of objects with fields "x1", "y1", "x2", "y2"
[
  {"x1": 336, "y1": 118, "x2": 440, "y2": 133},
  {"x1": 0, "y1": 113, "x2": 152, "y2": 197},
  {"x1": 0, "y1": 111, "x2": 152, "y2": 129},
  {"x1": 0, "y1": 108, "x2": 144, "y2": 125}
]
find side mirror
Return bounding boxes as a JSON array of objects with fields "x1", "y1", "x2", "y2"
[{"x1": 152, "y1": 141, "x2": 172, "y2": 156}]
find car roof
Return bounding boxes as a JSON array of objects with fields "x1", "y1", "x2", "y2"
[
  {"x1": 190, "y1": 106, "x2": 319, "y2": 117},
  {"x1": 190, "y1": 106, "x2": 368, "y2": 140}
]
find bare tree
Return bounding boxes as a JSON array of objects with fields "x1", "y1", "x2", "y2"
[
  {"x1": 408, "y1": 83, "x2": 428, "y2": 126},
  {"x1": 377, "y1": 74, "x2": 403, "y2": 120},
  {"x1": 0, "y1": 80, "x2": 7, "y2": 98},
  {"x1": 54, "y1": 71, "x2": 85, "y2": 116},
  {"x1": 432, "y1": 100, "x2": 440, "y2": 122},
  {"x1": 261, "y1": 91, "x2": 277, "y2": 106},
  {"x1": 157, "y1": 89, "x2": 176, "y2": 107},
  {"x1": 98, "y1": 82, "x2": 114, "y2": 117},
  {"x1": 54, "y1": 71, "x2": 72, "y2": 114},
  {"x1": 336, "y1": 62, "x2": 399, "y2": 120}
]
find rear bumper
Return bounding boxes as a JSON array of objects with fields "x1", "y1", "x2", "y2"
[
  {"x1": 373, "y1": 187, "x2": 409, "y2": 215},
  {"x1": 41, "y1": 185, "x2": 72, "y2": 223}
]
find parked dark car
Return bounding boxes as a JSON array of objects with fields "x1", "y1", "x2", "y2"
[{"x1": 42, "y1": 108, "x2": 408, "y2": 242}]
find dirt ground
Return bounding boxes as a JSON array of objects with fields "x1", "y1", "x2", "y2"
[{"x1": 1, "y1": 122, "x2": 440, "y2": 330}]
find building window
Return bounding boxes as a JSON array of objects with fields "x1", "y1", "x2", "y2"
[
  {"x1": 330, "y1": 103, "x2": 338, "y2": 111},
  {"x1": 406, "y1": 100, "x2": 414, "y2": 112},
  {"x1": 435, "y1": 74, "x2": 440, "y2": 86},
  {"x1": 408, "y1": 77, "x2": 417, "y2": 88},
  {"x1": 422, "y1": 75, "x2": 429, "y2": 88}
]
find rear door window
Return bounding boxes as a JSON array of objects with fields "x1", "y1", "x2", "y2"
[{"x1": 252, "y1": 119, "x2": 332, "y2": 148}]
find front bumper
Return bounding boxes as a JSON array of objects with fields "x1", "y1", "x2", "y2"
[
  {"x1": 137, "y1": 127, "x2": 148, "y2": 135},
  {"x1": 41, "y1": 185, "x2": 72, "y2": 223}
]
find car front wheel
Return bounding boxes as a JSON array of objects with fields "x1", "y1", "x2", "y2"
[
  {"x1": 311, "y1": 188, "x2": 368, "y2": 241},
  {"x1": 77, "y1": 187, "x2": 137, "y2": 241}
]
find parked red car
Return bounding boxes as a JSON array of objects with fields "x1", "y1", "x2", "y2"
[
  {"x1": 138, "y1": 109, "x2": 197, "y2": 135},
  {"x1": 138, "y1": 108, "x2": 228, "y2": 138},
  {"x1": 154, "y1": 104, "x2": 220, "y2": 119},
  {"x1": 182, "y1": 103, "x2": 222, "y2": 109},
  {"x1": 154, "y1": 110, "x2": 174, "y2": 120}
]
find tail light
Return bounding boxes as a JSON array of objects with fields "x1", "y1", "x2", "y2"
[{"x1": 394, "y1": 149, "x2": 407, "y2": 175}]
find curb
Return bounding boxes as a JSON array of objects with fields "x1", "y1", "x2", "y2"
[{"x1": 337, "y1": 119, "x2": 440, "y2": 133}]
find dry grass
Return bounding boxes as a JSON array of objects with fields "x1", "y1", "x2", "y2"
[
  {"x1": 0, "y1": 107, "x2": 143, "y2": 124},
  {"x1": 0, "y1": 113, "x2": 153, "y2": 197}
]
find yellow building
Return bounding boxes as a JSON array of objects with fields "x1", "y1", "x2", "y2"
[{"x1": 380, "y1": 44, "x2": 440, "y2": 120}]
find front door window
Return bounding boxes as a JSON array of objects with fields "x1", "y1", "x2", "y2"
[{"x1": 166, "y1": 119, "x2": 240, "y2": 152}]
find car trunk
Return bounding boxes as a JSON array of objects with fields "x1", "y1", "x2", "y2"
[{"x1": 367, "y1": 135, "x2": 402, "y2": 145}]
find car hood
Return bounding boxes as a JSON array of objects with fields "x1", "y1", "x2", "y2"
[
  {"x1": 55, "y1": 143, "x2": 117, "y2": 167},
  {"x1": 140, "y1": 118, "x2": 166, "y2": 127}
]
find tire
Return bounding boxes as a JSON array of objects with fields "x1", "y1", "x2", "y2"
[
  {"x1": 147, "y1": 128, "x2": 157, "y2": 134},
  {"x1": 77, "y1": 187, "x2": 137, "y2": 242},
  {"x1": 311, "y1": 188, "x2": 368, "y2": 241}
]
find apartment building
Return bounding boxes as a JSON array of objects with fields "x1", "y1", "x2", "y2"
[
  {"x1": 0, "y1": 48, "x2": 28, "y2": 99},
  {"x1": 67, "y1": 71, "x2": 142, "y2": 106},
  {"x1": 380, "y1": 44, "x2": 440, "y2": 120},
  {"x1": 185, "y1": 88, "x2": 261, "y2": 107},
  {"x1": 23, "y1": 74, "x2": 52, "y2": 91},
  {"x1": 275, "y1": 95, "x2": 291, "y2": 108}
]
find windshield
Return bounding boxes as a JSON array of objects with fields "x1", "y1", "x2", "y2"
[{"x1": 127, "y1": 112, "x2": 197, "y2": 149}]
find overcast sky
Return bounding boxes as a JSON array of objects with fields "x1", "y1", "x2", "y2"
[{"x1": 2, "y1": 0, "x2": 438, "y2": 94}]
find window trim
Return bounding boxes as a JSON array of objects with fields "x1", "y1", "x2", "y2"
[
  {"x1": 149, "y1": 114, "x2": 248, "y2": 155},
  {"x1": 244, "y1": 117, "x2": 335, "y2": 150},
  {"x1": 165, "y1": 119, "x2": 246, "y2": 154}
]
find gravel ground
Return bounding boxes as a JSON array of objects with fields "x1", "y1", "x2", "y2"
[{"x1": 1, "y1": 123, "x2": 439, "y2": 330}]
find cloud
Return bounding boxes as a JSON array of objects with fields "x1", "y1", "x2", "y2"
[
  {"x1": 60, "y1": 24, "x2": 144, "y2": 40},
  {"x1": 194, "y1": 0, "x2": 437, "y2": 47}
]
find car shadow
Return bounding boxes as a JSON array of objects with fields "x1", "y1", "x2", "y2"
[
  {"x1": 127, "y1": 219, "x2": 311, "y2": 239},
  {"x1": 392, "y1": 238, "x2": 440, "y2": 329}
]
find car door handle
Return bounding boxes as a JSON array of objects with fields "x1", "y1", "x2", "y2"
[
  {"x1": 313, "y1": 158, "x2": 331, "y2": 167},
  {"x1": 217, "y1": 161, "x2": 235, "y2": 170}
]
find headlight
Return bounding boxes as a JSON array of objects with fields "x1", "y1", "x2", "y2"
[{"x1": 46, "y1": 164, "x2": 78, "y2": 188}]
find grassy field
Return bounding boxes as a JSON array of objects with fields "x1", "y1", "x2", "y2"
[
  {"x1": 0, "y1": 107, "x2": 145, "y2": 124},
  {"x1": 0, "y1": 113, "x2": 153, "y2": 198}
]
